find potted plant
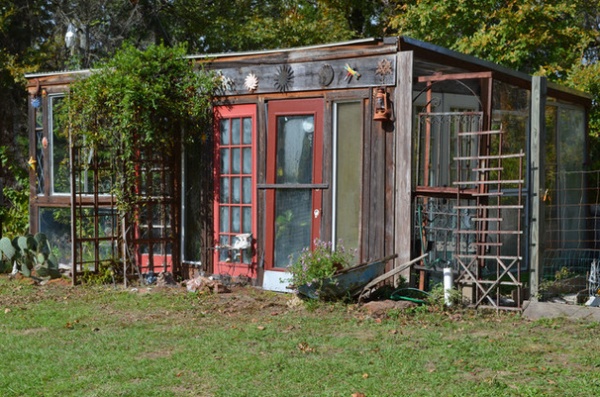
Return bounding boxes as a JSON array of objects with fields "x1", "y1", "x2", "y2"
[{"x1": 287, "y1": 239, "x2": 357, "y2": 299}]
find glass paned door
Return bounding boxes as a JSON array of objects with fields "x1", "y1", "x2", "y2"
[
  {"x1": 265, "y1": 99, "x2": 324, "y2": 270},
  {"x1": 214, "y1": 105, "x2": 257, "y2": 277}
]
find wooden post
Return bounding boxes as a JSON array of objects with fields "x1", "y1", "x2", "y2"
[
  {"x1": 395, "y1": 51, "x2": 413, "y2": 284},
  {"x1": 529, "y1": 76, "x2": 547, "y2": 301}
]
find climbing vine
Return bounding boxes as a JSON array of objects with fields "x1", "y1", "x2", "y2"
[{"x1": 61, "y1": 43, "x2": 220, "y2": 212}]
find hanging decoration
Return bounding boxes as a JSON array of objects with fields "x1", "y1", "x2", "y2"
[
  {"x1": 27, "y1": 156, "x2": 37, "y2": 171},
  {"x1": 31, "y1": 78, "x2": 42, "y2": 108},
  {"x1": 244, "y1": 73, "x2": 259, "y2": 92},
  {"x1": 31, "y1": 97, "x2": 42, "y2": 108},
  {"x1": 274, "y1": 64, "x2": 294, "y2": 92},
  {"x1": 318, "y1": 64, "x2": 334, "y2": 87},
  {"x1": 219, "y1": 73, "x2": 235, "y2": 92},
  {"x1": 373, "y1": 87, "x2": 391, "y2": 122},
  {"x1": 376, "y1": 59, "x2": 393, "y2": 84},
  {"x1": 344, "y1": 64, "x2": 361, "y2": 82}
]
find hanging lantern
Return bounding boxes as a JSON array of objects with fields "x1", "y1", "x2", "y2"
[{"x1": 373, "y1": 87, "x2": 390, "y2": 122}]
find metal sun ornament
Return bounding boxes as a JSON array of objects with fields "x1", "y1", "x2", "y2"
[
  {"x1": 244, "y1": 73, "x2": 258, "y2": 92},
  {"x1": 318, "y1": 64, "x2": 334, "y2": 87},
  {"x1": 274, "y1": 64, "x2": 294, "y2": 92}
]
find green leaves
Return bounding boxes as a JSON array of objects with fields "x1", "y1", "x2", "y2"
[
  {"x1": 62, "y1": 43, "x2": 219, "y2": 213},
  {"x1": 389, "y1": 0, "x2": 593, "y2": 76}
]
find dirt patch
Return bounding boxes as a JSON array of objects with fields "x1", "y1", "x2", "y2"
[{"x1": 0, "y1": 274, "x2": 296, "y2": 318}]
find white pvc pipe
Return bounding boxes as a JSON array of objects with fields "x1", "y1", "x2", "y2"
[{"x1": 443, "y1": 267, "x2": 454, "y2": 306}]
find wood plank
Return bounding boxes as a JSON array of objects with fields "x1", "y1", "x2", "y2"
[
  {"x1": 212, "y1": 55, "x2": 397, "y2": 96},
  {"x1": 418, "y1": 71, "x2": 492, "y2": 83},
  {"x1": 394, "y1": 51, "x2": 414, "y2": 282},
  {"x1": 368, "y1": 102, "x2": 385, "y2": 260},
  {"x1": 529, "y1": 76, "x2": 547, "y2": 300},
  {"x1": 385, "y1": 89, "x2": 396, "y2": 272}
]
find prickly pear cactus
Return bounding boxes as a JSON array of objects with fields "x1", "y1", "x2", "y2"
[
  {"x1": 34, "y1": 233, "x2": 50, "y2": 256},
  {"x1": 3, "y1": 232, "x2": 61, "y2": 279},
  {"x1": 0, "y1": 237, "x2": 16, "y2": 274},
  {"x1": 17, "y1": 235, "x2": 36, "y2": 251},
  {"x1": 0, "y1": 237, "x2": 16, "y2": 260}
]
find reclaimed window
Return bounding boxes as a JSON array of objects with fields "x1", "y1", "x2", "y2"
[
  {"x1": 333, "y1": 101, "x2": 362, "y2": 255},
  {"x1": 215, "y1": 106, "x2": 256, "y2": 265}
]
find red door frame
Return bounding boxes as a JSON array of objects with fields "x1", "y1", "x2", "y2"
[
  {"x1": 213, "y1": 104, "x2": 258, "y2": 278},
  {"x1": 264, "y1": 98, "x2": 324, "y2": 271}
]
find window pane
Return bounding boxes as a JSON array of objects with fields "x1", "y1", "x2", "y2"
[
  {"x1": 242, "y1": 177, "x2": 251, "y2": 204},
  {"x1": 36, "y1": 109, "x2": 43, "y2": 129},
  {"x1": 232, "y1": 207, "x2": 241, "y2": 233},
  {"x1": 220, "y1": 119, "x2": 230, "y2": 145},
  {"x1": 232, "y1": 148, "x2": 241, "y2": 174},
  {"x1": 220, "y1": 177, "x2": 230, "y2": 203},
  {"x1": 232, "y1": 177, "x2": 241, "y2": 204},
  {"x1": 220, "y1": 148, "x2": 230, "y2": 174},
  {"x1": 335, "y1": 102, "x2": 361, "y2": 254},
  {"x1": 273, "y1": 189, "x2": 312, "y2": 267},
  {"x1": 36, "y1": 127, "x2": 44, "y2": 194},
  {"x1": 39, "y1": 207, "x2": 72, "y2": 265},
  {"x1": 243, "y1": 207, "x2": 251, "y2": 233},
  {"x1": 243, "y1": 117, "x2": 252, "y2": 144},
  {"x1": 219, "y1": 235, "x2": 230, "y2": 261},
  {"x1": 276, "y1": 115, "x2": 313, "y2": 184},
  {"x1": 51, "y1": 97, "x2": 70, "y2": 194},
  {"x1": 243, "y1": 147, "x2": 252, "y2": 174},
  {"x1": 220, "y1": 206, "x2": 230, "y2": 232},
  {"x1": 232, "y1": 118, "x2": 241, "y2": 144}
]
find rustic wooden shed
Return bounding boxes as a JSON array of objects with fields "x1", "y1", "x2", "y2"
[{"x1": 25, "y1": 37, "x2": 591, "y2": 308}]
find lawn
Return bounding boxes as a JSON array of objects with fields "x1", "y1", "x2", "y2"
[{"x1": 1, "y1": 275, "x2": 599, "y2": 397}]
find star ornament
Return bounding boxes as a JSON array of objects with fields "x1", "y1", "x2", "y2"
[
  {"x1": 244, "y1": 73, "x2": 258, "y2": 92},
  {"x1": 274, "y1": 65, "x2": 294, "y2": 92},
  {"x1": 28, "y1": 156, "x2": 37, "y2": 170}
]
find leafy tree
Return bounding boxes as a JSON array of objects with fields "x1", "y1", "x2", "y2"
[
  {"x1": 45, "y1": 0, "x2": 388, "y2": 68},
  {"x1": 1, "y1": 0, "x2": 58, "y2": 237},
  {"x1": 125, "y1": 0, "x2": 383, "y2": 54},
  {"x1": 389, "y1": 0, "x2": 594, "y2": 76},
  {"x1": 389, "y1": 0, "x2": 600, "y2": 166}
]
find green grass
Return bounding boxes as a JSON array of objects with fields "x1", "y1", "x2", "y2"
[{"x1": 1, "y1": 276, "x2": 600, "y2": 396}]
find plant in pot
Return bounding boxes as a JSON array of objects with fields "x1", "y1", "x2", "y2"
[{"x1": 287, "y1": 239, "x2": 356, "y2": 300}]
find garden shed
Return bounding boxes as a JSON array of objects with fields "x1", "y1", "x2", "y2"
[{"x1": 25, "y1": 36, "x2": 593, "y2": 309}]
